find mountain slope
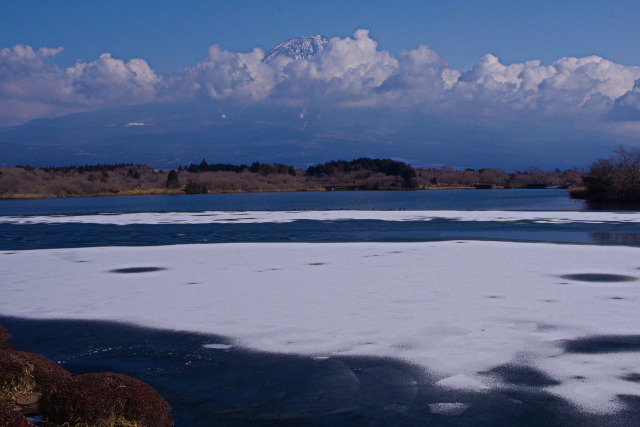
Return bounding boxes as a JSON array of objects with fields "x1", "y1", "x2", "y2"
[{"x1": 264, "y1": 35, "x2": 328, "y2": 63}]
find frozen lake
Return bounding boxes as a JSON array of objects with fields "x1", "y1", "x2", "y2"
[{"x1": 1, "y1": 191, "x2": 639, "y2": 425}]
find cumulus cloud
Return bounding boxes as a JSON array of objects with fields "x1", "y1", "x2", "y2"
[
  {"x1": 308, "y1": 29, "x2": 398, "y2": 89},
  {"x1": 2, "y1": 29, "x2": 640, "y2": 136},
  {"x1": 0, "y1": 44, "x2": 160, "y2": 126},
  {"x1": 265, "y1": 29, "x2": 399, "y2": 107},
  {"x1": 375, "y1": 44, "x2": 455, "y2": 109},
  {"x1": 67, "y1": 53, "x2": 159, "y2": 102},
  {"x1": 0, "y1": 45, "x2": 73, "y2": 124},
  {"x1": 176, "y1": 45, "x2": 274, "y2": 102},
  {"x1": 454, "y1": 54, "x2": 640, "y2": 122}
]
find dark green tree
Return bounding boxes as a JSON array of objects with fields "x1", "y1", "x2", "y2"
[
  {"x1": 166, "y1": 170, "x2": 180, "y2": 189},
  {"x1": 401, "y1": 168, "x2": 418, "y2": 188},
  {"x1": 184, "y1": 181, "x2": 208, "y2": 194}
]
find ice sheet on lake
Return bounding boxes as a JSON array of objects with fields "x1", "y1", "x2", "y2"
[
  {"x1": 1, "y1": 241, "x2": 639, "y2": 413},
  {"x1": 202, "y1": 343, "x2": 233, "y2": 350},
  {"x1": 1, "y1": 210, "x2": 639, "y2": 225}
]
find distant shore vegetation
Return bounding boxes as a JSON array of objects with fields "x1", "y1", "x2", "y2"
[{"x1": 0, "y1": 158, "x2": 584, "y2": 199}]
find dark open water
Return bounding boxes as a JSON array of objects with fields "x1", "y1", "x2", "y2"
[
  {"x1": 4, "y1": 316, "x2": 638, "y2": 427},
  {"x1": 0, "y1": 189, "x2": 587, "y2": 215},
  {"x1": 1, "y1": 190, "x2": 639, "y2": 425},
  {"x1": 0, "y1": 190, "x2": 638, "y2": 250}
]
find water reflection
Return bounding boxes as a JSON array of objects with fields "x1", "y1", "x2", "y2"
[
  {"x1": 590, "y1": 233, "x2": 640, "y2": 246},
  {"x1": 586, "y1": 201, "x2": 640, "y2": 211}
]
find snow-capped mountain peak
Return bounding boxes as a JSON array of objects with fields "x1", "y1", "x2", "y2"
[{"x1": 264, "y1": 35, "x2": 328, "y2": 64}]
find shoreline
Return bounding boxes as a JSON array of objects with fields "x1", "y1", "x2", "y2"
[{"x1": 1, "y1": 186, "x2": 553, "y2": 200}]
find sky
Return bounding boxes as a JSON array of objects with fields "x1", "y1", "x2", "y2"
[
  {"x1": 3, "y1": 1, "x2": 640, "y2": 73},
  {"x1": 1, "y1": 0, "x2": 640, "y2": 169}
]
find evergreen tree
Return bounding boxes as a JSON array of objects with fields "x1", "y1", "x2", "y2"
[{"x1": 166, "y1": 170, "x2": 180, "y2": 189}]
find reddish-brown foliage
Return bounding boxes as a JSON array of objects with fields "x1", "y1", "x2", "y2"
[
  {"x1": 0, "y1": 325, "x2": 14, "y2": 350},
  {"x1": 1, "y1": 326, "x2": 171, "y2": 425},
  {"x1": 41, "y1": 372, "x2": 173, "y2": 427},
  {"x1": 0, "y1": 349, "x2": 70, "y2": 399},
  {"x1": 0, "y1": 350, "x2": 35, "y2": 400},
  {"x1": 0, "y1": 161, "x2": 585, "y2": 198},
  {"x1": 0, "y1": 402, "x2": 31, "y2": 427},
  {"x1": 14, "y1": 351, "x2": 70, "y2": 393}
]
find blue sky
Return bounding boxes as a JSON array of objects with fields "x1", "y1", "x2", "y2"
[
  {"x1": 1, "y1": 1, "x2": 640, "y2": 169},
  {"x1": 3, "y1": 0, "x2": 640, "y2": 72}
]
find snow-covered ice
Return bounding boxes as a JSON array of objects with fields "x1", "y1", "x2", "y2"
[
  {"x1": 1, "y1": 241, "x2": 639, "y2": 413},
  {"x1": 1, "y1": 209, "x2": 639, "y2": 225},
  {"x1": 428, "y1": 402, "x2": 470, "y2": 416},
  {"x1": 202, "y1": 343, "x2": 234, "y2": 350}
]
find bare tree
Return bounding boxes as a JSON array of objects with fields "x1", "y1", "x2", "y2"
[{"x1": 575, "y1": 146, "x2": 640, "y2": 203}]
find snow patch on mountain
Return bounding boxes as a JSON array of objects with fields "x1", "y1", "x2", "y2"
[{"x1": 264, "y1": 35, "x2": 328, "y2": 64}]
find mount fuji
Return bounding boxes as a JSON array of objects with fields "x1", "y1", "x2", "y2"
[
  {"x1": 264, "y1": 35, "x2": 328, "y2": 63},
  {"x1": 0, "y1": 35, "x2": 611, "y2": 170}
]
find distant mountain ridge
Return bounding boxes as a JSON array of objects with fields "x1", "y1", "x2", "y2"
[
  {"x1": 0, "y1": 34, "x2": 603, "y2": 170},
  {"x1": 263, "y1": 35, "x2": 328, "y2": 63}
]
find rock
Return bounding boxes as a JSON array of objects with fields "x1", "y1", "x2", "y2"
[{"x1": 15, "y1": 393, "x2": 38, "y2": 406}]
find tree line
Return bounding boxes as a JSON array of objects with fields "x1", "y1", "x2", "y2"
[
  {"x1": 1, "y1": 156, "x2": 588, "y2": 198},
  {"x1": 179, "y1": 159, "x2": 296, "y2": 176}
]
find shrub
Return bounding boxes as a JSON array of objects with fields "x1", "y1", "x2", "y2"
[
  {"x1": 16, "y1": 351, "x2": 70, "y2": 393},
  {"x1": 1, "y1": 326, "x2": 171, "y2": 426},
  {"x1": 0, "y1": 350, "x2": 70, "y2": 401},
  {"x1": 0, "y1": 402, "x2": 31, "y2": 427},
  {"x1": 0, "y1": 350, "x2": 35, "y2": 400},
  {"x1": 40, "y1": 372, "x2": 173, "y2": 427},
  {"x1": 0, "y1": 325, "x2": 14, "y2": 350}
]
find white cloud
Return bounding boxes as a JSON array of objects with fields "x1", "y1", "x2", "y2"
[
  {"x1": 0, "y1": 45, "x2": 75, "y2": 125},
  {"x1": 375, "y1": 44, "x2": 454, "y2": 108},
  {"x1": 0, "y1": 45, "x2": 161, "y2": 125},
  {"x1": 454, "y1": 54, "x2": 640, "y2": 121},
  {"x1": 312, "y1": 29, "x2": 397, "y2": 87},
  {"x1": 177, "y1": 45, "x2": 275, "y2": 102},
  {"x1": 67, "y1": 53, "x2": 160, "y2": 102},
  {"x1": 267, "y1": 29, "x2": 399, "y2": 107}
]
